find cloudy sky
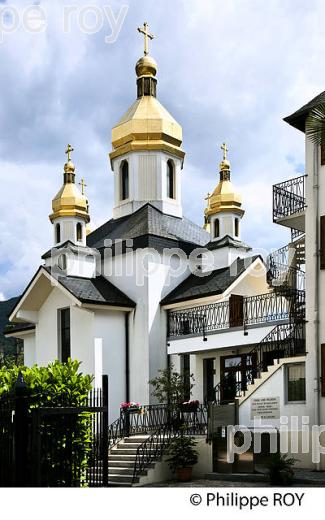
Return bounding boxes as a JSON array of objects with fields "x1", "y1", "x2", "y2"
[{"x1": 0, "y1": 0, "x2": 324, "y2": 299}]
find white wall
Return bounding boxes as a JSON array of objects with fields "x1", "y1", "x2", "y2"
[
  {"x1": 23, "y1": 334, "x2": 36, "y2": 366},
  {"x1": 111, "y1": 150, "x2": 183, "y2": 219},
  {"x1": 94, "y1": 310, "x2": 126, "y2": 421}
]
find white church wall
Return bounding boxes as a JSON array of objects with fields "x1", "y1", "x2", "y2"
[
  {"x1": 94, "y1": 310, "x2": 126, "y2": 422},
  {"x1": 70, "y1": 305, "x2": 95, "y2": 375},
  {"x1": 102, "y1": 247, "x2": 192, "y2": 406},
  {"x1": 23, "y1": 334, "x2": 36, "y2": 366},
  {"x1": 112, "y1": 150, "x2": 183, "y2": 219},
  {"x1": 35, "y1": 287, "x2": 72, "y2": 366}
]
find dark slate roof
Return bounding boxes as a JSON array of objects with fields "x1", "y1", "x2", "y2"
[
  {"x1": 207, "y1": 235, "x2": 251, "y2": 251},
  {"x1": 5, "y1": 322, "x2": 35, "y2": 336},
  {"x1": 43, "y1": 268, "x2": 136, "y2": 308},
  {"x1": 86, "y1": 203, "x2": 209, "y2": 250},
  {"x1": 284, "y1": 90, "x2": 325, "y2": 132},
  {"x1": 161, "y1": 255, "x2": 261, "y2": 305},
  {"x1": 42, "y1": 240, "x2": 96, "y2": 260}
]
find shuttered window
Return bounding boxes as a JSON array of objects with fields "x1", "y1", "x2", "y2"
[
  {"x1": 320, "y1": 216, "x2": 325, "y2": 269},
  {"x1": 321, "y1": 145, "x2": 325, "y2": 166},
  {"x1": 321, "y1": 345, "x2": 325, "y2": 397}
]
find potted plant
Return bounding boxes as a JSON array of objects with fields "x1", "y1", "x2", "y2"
[
  {"x1": 166, "y1": 434, "x2": 198, "y2": 482},
  {"x1": 266, "y1": 452, "x2": 298, "y2": 486},
  {"x1": 179, "y1": 399, "x2": 199, "y2": 413},
  {"x1": 120, "y1": 402, "x2": 142, "y2": 413}
]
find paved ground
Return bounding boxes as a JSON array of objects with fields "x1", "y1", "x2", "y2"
[{"x1": 142, "y1": 469, "x2": 325, "y2": 487}]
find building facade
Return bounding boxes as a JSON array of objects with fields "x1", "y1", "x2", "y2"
[{"x1": 5, "y1": 26, "x2": 325, "y2": 471}]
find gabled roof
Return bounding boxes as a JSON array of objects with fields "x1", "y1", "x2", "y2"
[
  {"x1": 86, "y1": 203, "x2": 209, "y2": 250},
  {"x1": 5, "y1": 322, "x2": 35, "y2": 336},
  {"x1": 284, "y1": 90, "x2": 325, "y2": 132},
  {"x1": 161, "y1": 255, "x2": 262, "y2": 305},
  {"x1": 42, "y1": 240, "x2": 96, "y2": 260},
  {"x1": 9, "y1": 266, "x2": 135, "y2": 323},
  {"x1": 49, "y1": 270, "x2": 136, "y2": 308},
  {"x1": 207, "y1": 235, "x2": 251, "y2": 251}
]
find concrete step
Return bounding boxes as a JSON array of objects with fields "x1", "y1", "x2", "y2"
[
  {"x1": 108, "y1": 474, "x2": 139, "y2": 484},
  {"x1": 115, "y1": 448, "x2": 139, "y2": 455},
  {"x1": 107, "y1": 460, "x2": 135, "y2": 468},
  {"x1": 108, "y1": 467, "x2": 134, "y2": 475},
  {"x1": 109, "y1": 454, "x2": 137, "y2": 461}
]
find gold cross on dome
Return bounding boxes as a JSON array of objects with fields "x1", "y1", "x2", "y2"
[
  {"x1": 221, "y1": 142, "x2": 228, "y2": 161},
  {"x1": 65, "y1": 144, "x2": 74, "y2": 162},
  {"x1": 137, "y1": 22, "x2": 154, "y2": 56},
  {"x1": 79, "y1": 178, "x2": 87, "y2": 195}
]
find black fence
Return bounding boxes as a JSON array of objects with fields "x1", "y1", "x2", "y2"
[
  {"x1": 0, "y1": 375, "x2": 108, "y2": 487},
  {"x1": 167, "y1": 290, "x2": 304, "y2": 338},
  {"x1": 273, "y1": 174, "x2": 307, "y2": 221}
]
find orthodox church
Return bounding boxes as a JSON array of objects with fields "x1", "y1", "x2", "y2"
[{"x1": 7, "y1": 24, "x2": 319, "y2": 477}]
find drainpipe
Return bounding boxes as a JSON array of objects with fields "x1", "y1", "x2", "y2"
[
  {"x1": 125, "y1": 313, "x2": 130, "y2": 402},
  {"x1": 313, "y1": 143, "x2": 321, "y2": 471}
]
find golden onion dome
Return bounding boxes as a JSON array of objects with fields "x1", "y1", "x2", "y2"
[
  {"x1": 205, "y1": 144, "x2": 244, "y2": 219},
  {"x1": 49, "y1": 147, "x2": 90, "y2": 224},
  {"x1": 110, "y1": 96, "x2": 184, "y2": 161},
  {"x1": 135, "y1": 55, "x2": 157, "y2": 77},
  {"x1": 110, "y1": 24, "x2": 184, "y2": 163}
]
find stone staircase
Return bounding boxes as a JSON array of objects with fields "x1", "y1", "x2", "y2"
[
  {"x1": 108, "y1": 435, "x2": 153, "y2": 486},
  {"x1": 238, "y1": 355, "x2": 306, "y2": 406}
]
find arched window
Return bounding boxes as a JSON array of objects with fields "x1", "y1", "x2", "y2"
[
  {"x1": 167, "y1": 160, "x2": 175, "y2": 199},
  {"x1": 76, "y1": 222, "x2": 82, "y2": 242},
  {"x1": 120, "y1": 161, "x2": 129, "y2": 200},
  {"x1": 58, "y1": 253, "x2": 67, "y2": 271},
  {"x1": 214, "y1": 218, "x2": 220, "y2": 238},
  {"x1": 235, "y1": 218, "x2": 239, "y2": 237},
  {"x1": 55, "y1": 223, "x2": 61, "y2": 244}
]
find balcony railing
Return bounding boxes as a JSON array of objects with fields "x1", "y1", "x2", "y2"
[
  {"x1": 167, "y1": 290, "x2": 305, "y2": 339},
  {"x1": 273, "y1": 174, "x2": 307, "y2": 221},
  {"x1": 267, "y1": 244, "x2": 305, "y2": 291}
]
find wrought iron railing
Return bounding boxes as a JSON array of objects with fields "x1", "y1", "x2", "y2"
[
  {"x1": 267, "y1": 243, "x2": 305, "y2": 293},
  {"x1": 213, "y1": 320, "x2": 305, "y2": 405},
  {"x1": 131, "y1": 406, "x2": 208, "y2": 483},
  {"x1": 168, "y1": 290, "x2": 304, "y2": 338},
  {"x1": 273, "y1": 174, "x2": 307, "y2": 221}
]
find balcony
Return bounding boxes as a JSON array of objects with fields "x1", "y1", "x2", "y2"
[
  {"x1": 167, "y1": 290, "x2": 305, "y2": 340},
  {"x1": 273, "y1": 175, "x2": 307, "y2": 233}
]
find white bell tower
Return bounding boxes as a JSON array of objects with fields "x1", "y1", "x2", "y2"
[{"x1": 109, "y1": 22, "x2": 185, "y2": 220}]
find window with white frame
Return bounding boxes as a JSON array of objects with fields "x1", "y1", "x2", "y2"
[{"x1": 286, "y1": 363, "x2": 306, "y2": 402}]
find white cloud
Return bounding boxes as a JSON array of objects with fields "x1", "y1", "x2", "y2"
[{"x1": 1, "y1": 0, "x2": 325, "y2": 296}]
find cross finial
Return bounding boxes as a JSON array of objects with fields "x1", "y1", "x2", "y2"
[
  {"x1": 205, "y1": 192, "x2": 210, "y2": 201},
  {"x1": 221, "y1": 142, "x2": 228, "y2": 161},
  {"x1": 65, "y1": 144, "x2": 74, "y2": 162},
  {"x1": 79, "y1": 178, "x2": 87, "y2": 196},
  {"x1": 137, "y1": 22, "x2": 154, "y2": 56}
]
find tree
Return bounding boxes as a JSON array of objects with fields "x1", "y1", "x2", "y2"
[
  {"x1": 149, "y1": 363, "x2": 195, "y2": 407},
  {"x1": 306, "y1": 104, "x2": 325, "y2": 146}
]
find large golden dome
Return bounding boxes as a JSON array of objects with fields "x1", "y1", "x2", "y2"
[{"x1": 110, "y1": 96, "x2": 184, "y2": 161}]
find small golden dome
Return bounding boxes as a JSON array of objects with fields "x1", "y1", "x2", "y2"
[
  {"x1": 136, "y1": 55, "x2": 157, "y2": 77},
  {"x1": 205, "y1": 143, "x2": 244, "y2": 219},
  {"x1": 64, "y1": 160, "x2": 75, "y2": 173},
  {"x1": 219, "y1": 158, "x2": 230, "y2": 171},
  {"x1": 49, "y1": 146, "x2": 90, "y2": 224}
]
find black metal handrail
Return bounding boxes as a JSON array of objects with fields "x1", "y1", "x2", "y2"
[
  {"x1": 131, "y1": 406, "x2": 208, "y2": 483},
  {"x1": 168, "y1": 290, "x2": 304, "y2": 339},
  {"x1": 213, "y1": 320, "x2": 305, "y2": 405},
  {"x1": 273, "y1": 174, "x2": 307, "y2": 221}
]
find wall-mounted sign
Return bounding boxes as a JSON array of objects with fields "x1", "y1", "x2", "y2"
[{"x1": 250, "y1": 397, "x2": 280, "y2": 420}]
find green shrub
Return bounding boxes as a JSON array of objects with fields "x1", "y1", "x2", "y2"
[
  {"x1": 266, "y1": 452, "x2": 298, "y2": 486},
  {"x1": 166, "y1": 434, "x2": 198, "y2": 472},
  {"x1": 0, "y1": 359, "x2": 94, "y2": 486}
]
